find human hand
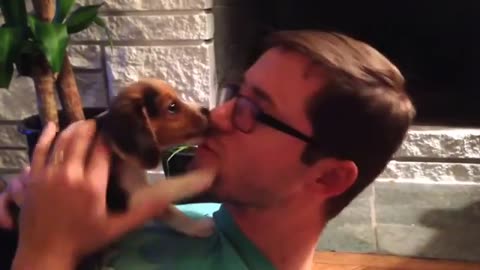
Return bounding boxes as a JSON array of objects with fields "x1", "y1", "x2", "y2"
[
  {"x1": 0, "y1": 167, "x2": 29, "y2": 229},
  {"x1": 12, "y1": 120, "x2": 165, "y2": 269}
]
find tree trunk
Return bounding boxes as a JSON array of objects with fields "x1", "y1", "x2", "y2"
[
  {"x1": 32, "y1": 57, "x2": 59, "y2": 127},
  {"x1": 56, "y1": 55, "x2": 85, "y2": 123},
  {"x1": 30, "y1": 0, "x2": 59, "y2": 127},
  {"x1": 32, "y1": 0, "x2": 55, "y2": 21}
]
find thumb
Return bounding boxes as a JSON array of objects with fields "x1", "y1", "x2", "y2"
[{"x1": 103, "y1": 198, "x2": 168, "y2": 241}]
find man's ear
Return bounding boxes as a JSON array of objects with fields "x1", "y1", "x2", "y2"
[{"x1": 306, "y1": 158, "x2": 358, "y2": 199}]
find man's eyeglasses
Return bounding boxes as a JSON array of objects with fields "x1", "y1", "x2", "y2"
[{"x1": 219, "y1": 84, "x2": 315, "y2": 144}]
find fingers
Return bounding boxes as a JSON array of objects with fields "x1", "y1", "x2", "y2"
[
  {"x1": 30, "y1": 122, "x2": 57, "y2": 175},
  {"x1": 36, "y1": 120, "x2": 97, "y2": 184},
  {"x1": 85, "y1": 135, "x2": 111, "y2": 190},
  {"x1": 8, "y1": 176, "x2": 26, "y2": 206},
  {"x1": 0, "y1": 167, "x2": 31, "y2": 229},
  {"x1": 63, "y1": 120, "x2": 97, "y2": 169},
  {"x1": 0, "y1": 192, "x2": 13, "y2": 229}
]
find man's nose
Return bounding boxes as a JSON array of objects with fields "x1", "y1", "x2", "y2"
[{"x1": 209, "y1": 99, "x2": 235, "y2": 132}]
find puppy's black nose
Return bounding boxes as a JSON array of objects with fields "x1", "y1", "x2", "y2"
[{"x1": 200, "y1": 107, "x2": 210, "y2": 117}]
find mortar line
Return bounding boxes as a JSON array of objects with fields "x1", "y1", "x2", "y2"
[
  {"x1": 70, "y1": 40, "x2": 211, "y2": 47},
  {"x1": 98, "y1": 9, "x2": 211, "y2": 16},
  {"x1": 0, "y1": 146, "x2": 27, "y2": 150},
  {"x1": 392, "y1": 156, "x2": 480, "y2": 164}
]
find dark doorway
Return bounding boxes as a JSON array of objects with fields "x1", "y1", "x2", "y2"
[{"x1": 214, "y1": 0, "x2": 480, "y2": 126}]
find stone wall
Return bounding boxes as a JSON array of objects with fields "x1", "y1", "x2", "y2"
[{"x1": 320, "y1": 126, "x2": 480, "y2": 262}]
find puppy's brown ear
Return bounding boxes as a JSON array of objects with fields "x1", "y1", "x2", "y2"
[
  {"x1": 142, "y1": 87, "x2": 160, "y2": 117},
  {"x1": 96, "y1": 103, "x2": 161, "y2": 169}
]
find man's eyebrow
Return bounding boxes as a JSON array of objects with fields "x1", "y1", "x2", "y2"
[
  {"x1": 251, "y1": 86, "x2": 275, "y2": 108},
  {"x1": 240, "y1": 74, "x2": 276, "y2": 109}
]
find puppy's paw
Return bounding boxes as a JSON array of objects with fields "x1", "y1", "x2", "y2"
[{"x1": 175, "y1": 217, "x2": 215, "y2": 238}]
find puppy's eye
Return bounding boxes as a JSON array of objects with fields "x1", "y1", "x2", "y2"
[{"x1": 168, "y1": 102, "x2": 178, "y2": 114}]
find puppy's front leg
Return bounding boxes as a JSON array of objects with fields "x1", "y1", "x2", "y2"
[
  {"x1": 130, "y1": 167, "x2": 216, "y2": 206},
  {"x1": 129, "y1": 166, "x2": 217, "y2": 236},
  {"x1": 159, "y1": 205, "x2": 215, "y2": 237}
]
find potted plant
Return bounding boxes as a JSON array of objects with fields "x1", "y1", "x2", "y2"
[
  {"x1": 0, "y1": 3, "x2": 112, "y2": 267},
  {"x1": 0, "y1": 0, "x2": 112, "y2": 159}
]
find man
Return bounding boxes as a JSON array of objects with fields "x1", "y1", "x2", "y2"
[{"x1": 2, "y1": 30, "x2": 415, "y2": 270}]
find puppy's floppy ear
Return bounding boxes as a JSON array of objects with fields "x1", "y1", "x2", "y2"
[
  {"x1": 96, "y1": 97, "x2": 161, "y2": 169},
  {"x1": 142, "y1": 87, "x2": 160, "y2": 117}
]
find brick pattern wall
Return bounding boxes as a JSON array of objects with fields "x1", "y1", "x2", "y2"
[
  {"x1": 0, "y1": 0, "x2": 215, "y2": 179},
  {"x1": 320, "y1": 127, "x2": 480, "y2": 262}
]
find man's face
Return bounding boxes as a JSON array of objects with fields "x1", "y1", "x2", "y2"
[{"x1": 190, "y1": 47, "x2": 328, "y2": 207}]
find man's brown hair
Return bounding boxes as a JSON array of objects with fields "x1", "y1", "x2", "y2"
[{"x1": 263, "y1": 30, "x2": 416, "y2": 220}]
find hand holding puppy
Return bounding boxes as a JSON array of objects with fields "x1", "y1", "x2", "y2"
[{"x1": 11, "y1": 120, "x2": 218, "y2": 270}]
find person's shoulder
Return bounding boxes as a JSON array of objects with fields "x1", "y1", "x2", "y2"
[{"x1": 96, "y1": 203, "x2": 251, "y2": 270}]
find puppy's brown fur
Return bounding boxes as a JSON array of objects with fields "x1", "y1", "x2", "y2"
[{"x1": 95, "y1": 78, "x2": 216, "y2": 237}]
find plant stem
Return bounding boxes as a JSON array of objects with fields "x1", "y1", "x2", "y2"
[
  {"x1": 30, "y1": 0, "x2": 59, "y2": 127},
  {"x1": 56, "y1": 55, "x2": 85, "y2": 122},
  {"x1": 32, "y1": 57, "x2": 59, "y2": 127},
  {"x1": 32, "y1": 0, "x2": 55, "y2": 21}
]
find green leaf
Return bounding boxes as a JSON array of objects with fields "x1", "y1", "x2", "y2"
[
  {"x1": 65, "y1": 3, "x2": 104, "y2": 34},
  {"x1": 93, "y1": 16, "x2": 113, "y2": 50},
  {"x1": 0, "y1": 26, "x2": 22, "y2": 88},
  {"x1": 28, "y1": 16, "x2": 69, "y2": 73},
  {"x1": 54, "y1": 0, "x2": 76, "y2": 23},
  {"x1": 0, "y1": 0, "x2": 28, "y2": 27}
]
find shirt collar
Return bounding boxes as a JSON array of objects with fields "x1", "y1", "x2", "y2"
[{"x1": 213, "y1": 205, "x2": 277, "y2": 270}]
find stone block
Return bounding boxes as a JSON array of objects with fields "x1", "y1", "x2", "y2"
[
  {"x1": 67, "y1": 45, "x2": 103, "y2": 69},
  {"x1": 0, "y1": 70, "x2": 107, "y2": 121},
  {"x1": 318, "y1": 223, "x2": 376, "y2": 253},
  {"x1": 395, "y1": 126, "x2": 480, "y2": 159},
  {"x1": 75, "y1": 72, "x2": 108, "y2": 108},
  {"x1": 375, "y1": 182, "x2": 480, "y2": 229},
  {"x1": 380, "y1": 161, "x2": 480, "y2": 183},
  {"x1": 0, "y1": 75, "x2": 38, "y2": 121},
  {"x1": 0, "y1": 125, "x2": 26, "y2": 148},
  {"x1": 0, "y1": 150, "x2": 28, "y2": 170},
  {"x1": 71, "y1": 13, "x2": 214, "y2": 41},
  {"x1": 317, "y1": 186, "x2": 376, "y2": 253},
  {"x1": 105, "y1": 43, "x2": 215, "y2": 107},
  {"x1": 79, "y1": 0, "x2": 213, "y2": 10},
  {"x1": 376, "y1": 223, "x2": 480, "y2": 263}
]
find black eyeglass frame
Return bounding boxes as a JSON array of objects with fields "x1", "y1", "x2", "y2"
[{"x1": 221, "y1": 84, "x2": 316, "y2": 145}]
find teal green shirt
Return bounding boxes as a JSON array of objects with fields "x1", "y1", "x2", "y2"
[{"x1": 95, "y1": 203, "x2": 276, "y2": 270}]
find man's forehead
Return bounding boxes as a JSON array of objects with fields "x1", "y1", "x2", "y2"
[{"x1": 244, "y1": 48, "x2": 328, "y2": 101}]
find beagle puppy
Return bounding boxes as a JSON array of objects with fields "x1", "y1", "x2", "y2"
[
  {"x1": 0, "y1": 78, "x2": 218, "y2": 270},
  {"x1": 94, "y1": 78, "x2": 217, "y2": 237}
]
